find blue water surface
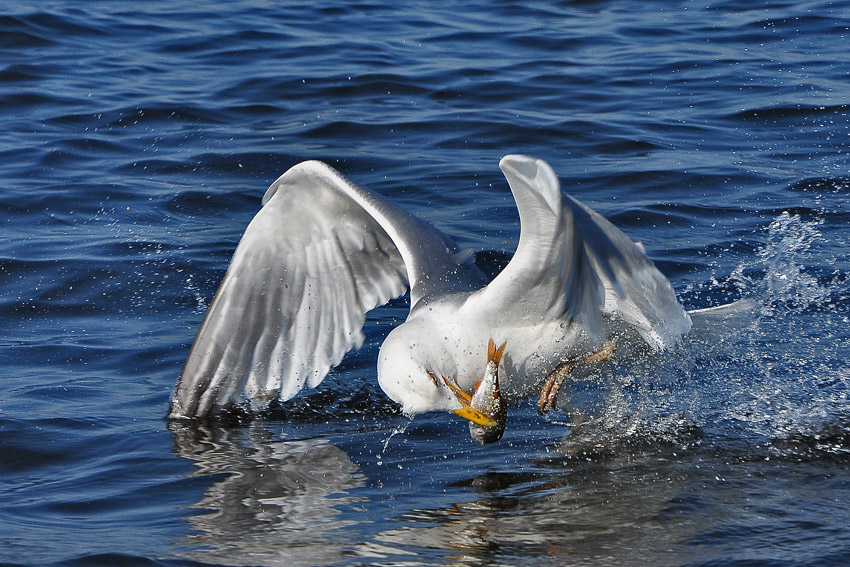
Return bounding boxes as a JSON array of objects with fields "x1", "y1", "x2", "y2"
[{"x1": 1, "y1": 2, "x2": 849, "y2": 566}]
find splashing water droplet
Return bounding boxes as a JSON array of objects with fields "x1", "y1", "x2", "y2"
[
  {"x1": 377, "y1": 417, "x2": 413, "y2": 466},
  {"x1": 724, "y1": 211, "x2": 830, "y2": 317}
]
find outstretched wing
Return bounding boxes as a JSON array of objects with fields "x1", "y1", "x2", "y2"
[
  {"x1": 171, "y1": 161, "x2": 482, "y2": 419},
  {"x1": 471, "y1": 155, "x2": 691, "y2": 350}
]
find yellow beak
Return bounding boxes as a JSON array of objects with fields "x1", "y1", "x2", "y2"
[
  {"x1": 453, "y1": 406, "x2": 500, "y2": 428},
  {"x1": 430, "y1": 370, "x2": 501, "y2": 429}
]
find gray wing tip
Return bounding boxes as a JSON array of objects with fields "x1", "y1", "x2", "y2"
[
  {"x1": 499, "y1": 154, "x2": 535, "y2": 166},
  {"x1": 168, "y1": 389, "x2": 201, "y2": 421},
  {"x1": 292, "y1": 159, "x2": 334, "y2": 173},
  {"x1": 168, "y1": 379, "x2": 241, "y2": 421},
  {"x1": 263, "y1": 160, "x2": 340, "y2": 205},
  {"x1": 499, "y1": 154, "x2": 538, "y2": 178},
  {"x1": 168, "y1": 400, "x2": 192, "y2": 421},
  {"x1": 499, "y1": 155, "x2": 557, "y2": 182},
  {"x1": 499, "y1": 154, "x2": 562, "y2": 218}
]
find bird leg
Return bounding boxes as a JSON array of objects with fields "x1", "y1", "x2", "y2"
[
  {"x1": 538, "y1": 341, "x2": 616, "y2": 414},
  {"x1": 537, "y1": 360, "x2": 576, "y2": 414}
]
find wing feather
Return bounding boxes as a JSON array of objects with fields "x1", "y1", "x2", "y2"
[
  {"x1": 564, "y1": 194, "x2": 692, "y2": 348},
  {"x1": 171, "y1": 160, "x2": 484, "y2": 419},
  {"x1": 472, "y1": 155, "x2": 690, "y2": 351}
]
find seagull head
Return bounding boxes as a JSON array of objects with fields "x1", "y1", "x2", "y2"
[{"x1": 377, "y1": 325, "x2": 507, "y2": 443}]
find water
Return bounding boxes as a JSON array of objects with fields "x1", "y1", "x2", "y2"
[{"x1": 1, "y1": 1, "x2": 849, "y2": 565}]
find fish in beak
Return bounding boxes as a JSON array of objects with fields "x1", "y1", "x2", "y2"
[{"x1": 439, "y1": 339, "x2": 508, "y2": 444}]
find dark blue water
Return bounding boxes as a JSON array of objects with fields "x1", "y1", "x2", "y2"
[{"x1": 2, "y1": 2, "x2": 849, "y2": 565}]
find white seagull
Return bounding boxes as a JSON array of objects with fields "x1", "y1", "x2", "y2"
[{"x1": 171, "y1": 155, "x2": 691, "y2": 443}]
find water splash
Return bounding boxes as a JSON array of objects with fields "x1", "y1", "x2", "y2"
[
  {"x1": 184, "y1": 273, "x2": 208, "y2": 312},
  {"x1": 728, "y1": 211, "x2": 830, "y2": 317},
  {"x1": 694, "y1": 212, "x2": 848, "y2": 456},
  {"x1": 376, "y1": 417, "x2": 414, "y2": 466},
  {"x1": 560, "y1": 210, "x2": 850, "y2": 461}
]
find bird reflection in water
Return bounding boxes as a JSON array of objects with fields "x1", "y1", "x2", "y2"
[
  {"x1": 168, "y1": 415, "x2": 709, "y2": 567},
  {"x1": 169, "y1": 421, "x2": 366, "y2": 566},
  {"x1": 366, "y1": 442, "x2": 708, "y2": 567}
]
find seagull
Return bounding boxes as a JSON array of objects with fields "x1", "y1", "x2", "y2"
[{"x1": 170, "y1": 155, "x2": 692, "y2": 442}]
